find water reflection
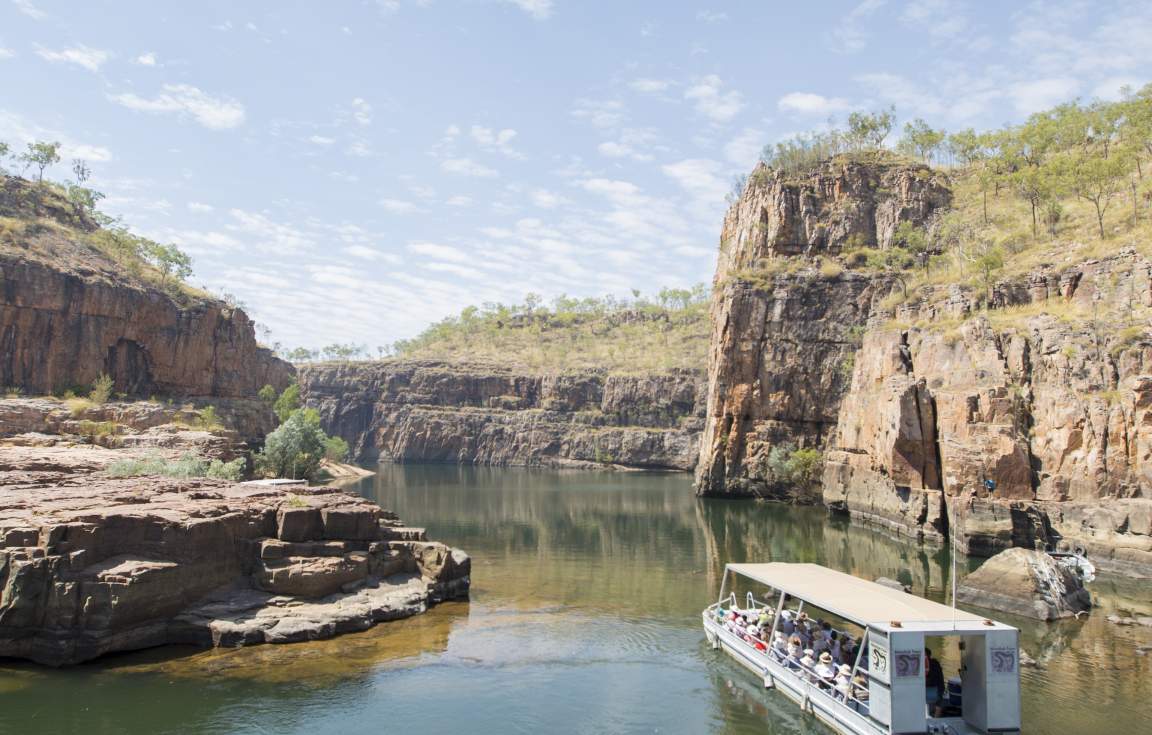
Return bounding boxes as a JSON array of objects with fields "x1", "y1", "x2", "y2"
[{"x1": 0, "y1": 464, "x2": 1148, "y2": 735}]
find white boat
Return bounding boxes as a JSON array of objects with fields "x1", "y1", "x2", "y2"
[{"x1": 703, "y1": 563, "x2": 1021, "y2": 735}]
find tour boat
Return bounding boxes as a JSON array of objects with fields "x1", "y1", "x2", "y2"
[{"x1": 703, "y1": 563, "x2": 1021, "y2": 735}]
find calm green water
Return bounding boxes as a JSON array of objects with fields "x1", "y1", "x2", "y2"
[{"x1": 1, "y1": 466, "x2": 1150, "y2": 734}]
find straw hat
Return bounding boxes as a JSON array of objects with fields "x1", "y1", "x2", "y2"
[
  {"x1": 804, "y1": 648, "x2": 815, "y2": 656},
  {"x1": 839, "y1": 664, "x2": 852, "y2": 675},
  {"x1": 819, "y1": 652, "x2": 833, "y2": 663}
]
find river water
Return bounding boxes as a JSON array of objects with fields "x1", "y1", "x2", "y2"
[{"x1": 1, "y1": 466, "x2": 1149, "y2": 734}]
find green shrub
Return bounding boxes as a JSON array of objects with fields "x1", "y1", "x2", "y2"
[
  {"x1": 257, "y1": 384, "x2": 277, "y2": 403},
  {"x1": 105, "y1": 453, "x2": 245, "y2": 481},
  {"x1": 273, "y1": 384, "x2": 301, "y2": 422},
  {"x1": 89, "y1": 373, "x2": 114, "y2": 404},
  {"x1": 257, "y1": 409, "x2": 327, "y2": 480},
  {"x1": 198, "y1": 405, "x2": 223, "y2": 430},
  {"x1": 323, "y1": 435, "x2": 350, "y2": 462}
]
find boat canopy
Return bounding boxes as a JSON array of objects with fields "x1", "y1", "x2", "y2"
[{"x1": 725, "y1": 563, "x2": 1008, "y2": 633}]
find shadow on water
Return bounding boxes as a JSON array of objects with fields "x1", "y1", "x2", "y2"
[{"x1": 1, "y1": 463, "x2": 1149, "y2": 734}]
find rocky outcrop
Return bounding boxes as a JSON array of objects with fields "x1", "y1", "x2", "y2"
[
  {"x1": 696, "y1": 156, "x2": 950, "y2": 497},
  {"x1": 956, "y1": 548, "x2": 1092, "y2": 620},
  {"x1": 0, "y1": 476, "x2": 469, "y2": 666},
  {"x1": 0, "y1": 175, "x2": 293, "y2": 399},
  {"x1": 823, "y1": 251, "x2": 1152, "y2": 575},
  {"x1": 299, "y1": 360, "x2": 705, "y2": 471}
]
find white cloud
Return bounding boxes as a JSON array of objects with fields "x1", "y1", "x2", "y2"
[
  {"x1": 572, "y1": 98, "x2": 626, "y2": 129},
  {"x1": 0, "y1": 48, "x2": 15, "y2": 60},
  {"x1": 777, "y1": 91, "x2": 851, "y2": 115},
  {"x1": 696, "y1": 10, "x2": 728, "y2": 23},
  {"x1": 135, "y1": 52, "x2": 157, "y2": 66},
  {"x1": 855, "y1": 73, "x2": 946, "y2": 117},
  {"x1": 684, "y1": 75, "x2": 744, "y2": 124},
  {"x1": 227, "y1": 209, "x2": 313, "y2": 253},
  {"x1": 661, "y1": 158, "x2": 728, "y2": 212},
  {"x1": 308, "y1": 135, "x2": 335, "y2": 146},
  {"x1": 345, "y1": 140, "x2": 374, "y2": 157},
  {"x1": 724, "y1": 127, "x2": 764, "y2": 167},
  {"x1": 470, "y1": 125, "x2": 523, "y2": 158},
  {"x1": 408, "y1": 241, "x2": 472, "y2": 262},
  {"x1": 530, "y1": 189, "x2": 563, "y2": 208},
  {"x1": 1008, "y1": 77, "x2": 1081, "y2": 114},
  {"x1": 351, "y1": 97, "x2": 372, "y2": 126},
  {"x1": 12, "y1": 0, "x2": 46, "y2": 20},
  {"x1": 187, "y1": 201, "x2": 214, "y2": 213},
  {"x1": 629, "y1": 78, "x2": 671, "y2": 94},
  {"x1": 500, "y1": 0, "x2": 553, "y2": 19},
  {"x1": 900, "y1": 0, "x2": 968, "y2": 40},
  {"x1": 344, "y1": 245, "x2": 387, "y2": 260},
  {"x1": 110, "y1": 84, "x2": 246, "y2": 129},
  {"x1": 1093, "y1": 76, "x2": 1143, "y2": 101},
  {"x1": 0, "y1": 110, "x2": 113, "y2": 162},
  {"x1": 446, "y1": 195, "x2": 473, "y2": 207},
  {"x1": 379, "y1": 198, "x2": 419, "y2": 214},
  {"x1": 828, "y1": 0, "x2": 886, "y2": 52},
  {"x1": 36, "y1": 45, "x2": 109, "y2": 72},
  {"x1": 441, "y1": 157, "x2": 498, "y2": 177}
]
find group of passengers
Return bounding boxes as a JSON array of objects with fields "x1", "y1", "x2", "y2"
[{"x1": 715, "y1": 605, "x2": 870, "y2": 714}]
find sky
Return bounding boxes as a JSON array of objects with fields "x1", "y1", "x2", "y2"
[{"x1": 2, "y1": 0, "x2": 1152, "y2": 352}]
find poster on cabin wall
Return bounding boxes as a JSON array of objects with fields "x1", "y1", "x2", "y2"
[{"x1": 868, "y1": 629, "x2": 890, "y2": 684}]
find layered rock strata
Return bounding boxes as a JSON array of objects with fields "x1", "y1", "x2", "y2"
[
  {"x1": 0, "y1": 476, "x2": 469, "y2": 666},
  {"x1": 300, "y1": 360, "x2": 704, "y2": 470},
  {"x1": 0, "y1": 175, "x2": 293, "y2": 398},
  {"x1": 696, "y1": 157, "x2": 950, "y2": 496},
  {"x1": 824, "y1": 252, "x2": 1152, "y2": 575}
]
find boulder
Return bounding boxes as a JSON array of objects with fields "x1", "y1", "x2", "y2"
[{"x1": 956, "y1": 548, "x2": 1092, "y2": 621}]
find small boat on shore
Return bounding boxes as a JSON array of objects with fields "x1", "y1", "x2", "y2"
[{"x1": 703, "y1": 563, "x2": 1021, "y2": 735}]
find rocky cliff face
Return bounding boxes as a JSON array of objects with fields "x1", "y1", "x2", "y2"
[
  {"x1": 299, "y1": 360, "x2": 705, "y2": 471},
  {"x1": 0, "y1": 475, "x2": 469, "y2": 666},
  {"x1": 696, "y1": 157, "x2": 950, "y2": 497},
  {"x1": 0, "y1": 175, "x2": 293, "y2": 399},
  {"x1": 824, "y1": 251, "x2": 1152, "y2": 575},
  {"x1": 698, "y1": 156, "x2": 1152, "y2": 576}
]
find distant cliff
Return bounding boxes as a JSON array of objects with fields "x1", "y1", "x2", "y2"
[
  {"x1": 299, "y1": 360, "x2": 704, "y2": 471},
  {"x1": 0, "y1": 175, "x2": 293, "y2": 398}
]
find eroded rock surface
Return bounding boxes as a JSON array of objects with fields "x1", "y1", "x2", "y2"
[
  {"x1": 0, "y1": 477, "x2": 469, "y2": 666},
  {"x1": 0, "y1": 175, "x2": 293, "y2": 398},
  {"x1": 956, "y1": 548, "x2": 1092, "y2": 620},
  {"x1": 300, "y1": 360, "x2": 704, "y2": 470}
]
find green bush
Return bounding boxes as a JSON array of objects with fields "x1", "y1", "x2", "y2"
[
  {"x1": 257, "y1": 408, "x2": 327, "y2": 480},
  {"x1": 323, "y1": 435, "x2": 350, "y2": 462},
  {"x1": 89, "y1": 373, "x2": 114, "y2": 404},
  {"x1": 257, "y1": 384, "x2": 277, "y2": 403},
  {"x1": 105, "y1": 452, "x2": 245, "y2": 481},
  {"x1": 273, "y1": 384, "x2": 301, "y2": 422}
]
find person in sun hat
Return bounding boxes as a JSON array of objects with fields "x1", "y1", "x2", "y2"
[
  {"x1": 814, "y1": 651, "x2": 837, "y2": 687},
  {"x1": 800, "y1": 649, "x2": 817, "y2": 681},
  {"x1": 834, "y1": 664, "x2": 853, "y2": 701}
]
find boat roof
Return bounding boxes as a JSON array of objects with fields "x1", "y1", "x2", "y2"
[{"x1": 726, "y1": 562, "x2": 1015, "y2": 633}]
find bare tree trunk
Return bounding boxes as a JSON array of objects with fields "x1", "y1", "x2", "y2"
[
  {"x1": 982, "y1": 189, "x2": 988, "y2": 224},
  {"x1": 1096, "y1": 201, "x2": 1106, "y2": 238},
  {"x1": 1134, "y1": 183, "x2": 1140, "y2": 225},
  {"x1": 1031, "y1": 199, "x2": 1038, "y2": 238}
]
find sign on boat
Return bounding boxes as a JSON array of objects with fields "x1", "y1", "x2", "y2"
[{"x1": 703, "y1": 563, "x2": 1021, "y2": 735}]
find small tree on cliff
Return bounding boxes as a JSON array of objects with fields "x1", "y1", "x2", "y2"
[
  {"x1": 273, "y1": 384, "x2": 301, "y2": 422},
  {"x1": 19, "y1": 141, "x2": 61, "y2": 182},
  {"x1": 258, "y1": 408, "x2": 327, "y2": 480},
  {"x1": 900, "y1": 118, "x2": 946, "y2": 163},
  {"x1": 846, "y1": 108, "x2": 895, "y2": 151}
]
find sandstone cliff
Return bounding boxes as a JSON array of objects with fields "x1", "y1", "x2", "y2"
[
  {"x1": 299, "y1": 360, "x2": 705, "y2": 471},
  {"x1": 696, "y1": 156, "x2": 950, "y2": 496},
  {"x1": 697, "y1": 155, "x2": 1152, "y2": 577},
  {"x1": 0, "y1": 175, "x2": 293, "y2": 399},
  {"x1": 824, "y1": 250, "x2": 1152, "y2": 575},
  {"x1": 0, "y1": 475, "x2": 469, "y2": 666}
]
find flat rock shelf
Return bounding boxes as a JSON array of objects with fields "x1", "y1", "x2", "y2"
[{"x1": 0, "y1": 475, "x2": 470, "y2": 666}]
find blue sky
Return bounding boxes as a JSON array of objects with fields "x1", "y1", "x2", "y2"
[{"x1": 2, "y1": 0, "x2": 1151, "y2": 351}]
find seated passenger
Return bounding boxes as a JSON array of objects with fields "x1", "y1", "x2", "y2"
[
  {"x1": 812, "y1": 629, "x2": 829, "y2": 655},
  {"x1": 852, "y1": 673, "x2": 870, "y2": 714},
  {"x1": 771, "y1": 632, "x2": 787, "y2": 660},
  {"x1": 829, "y1": 630, "x2": 842, "y2": 661},
  {"x1": 799, "y1": 649, "x2": 817, "y2": 678},
  {"x1": 814, "y1": 652, "x2": 837, "y2": 687},
  {"x1": 840, "y1": 635, "x2": 856, "y2": 665},
  {"x1": 757, "y1": 609, "x2": 772, "y2": 627},
  {"x1": 834, "y1": 664, "x2": 853, "y2": 701},
  {"x1": 787, "y1": 635, "x2": 802, "y2": 659}
]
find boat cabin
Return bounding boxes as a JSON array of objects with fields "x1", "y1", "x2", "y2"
[{"x1": 703, "y1": 563, "x2": 1021, "y2": 735}]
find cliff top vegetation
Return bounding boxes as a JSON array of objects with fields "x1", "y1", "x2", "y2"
[
  {"x1": 285, "y1": 286, "x2": 711, "y2": 373},
  {"x1": 731, "y1": 86, "x2": 1152, "y2": 315},
  {"x1": 0, "y1": 142, "x2": 207, "y2": 306}
]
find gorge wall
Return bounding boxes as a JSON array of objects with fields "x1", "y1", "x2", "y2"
[
  {"x1": 695, "y1": 158, "x2": 950, "y2": 497},
  {"x1": 0, "y1": 175, "x2": 293, "y2": 400},
  {"x1": 696, "y1": 157, "x2": 1152, "y2": 577},
  {"x1": 299, "y1": 360, "x2": 704, "y2": 471}
]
